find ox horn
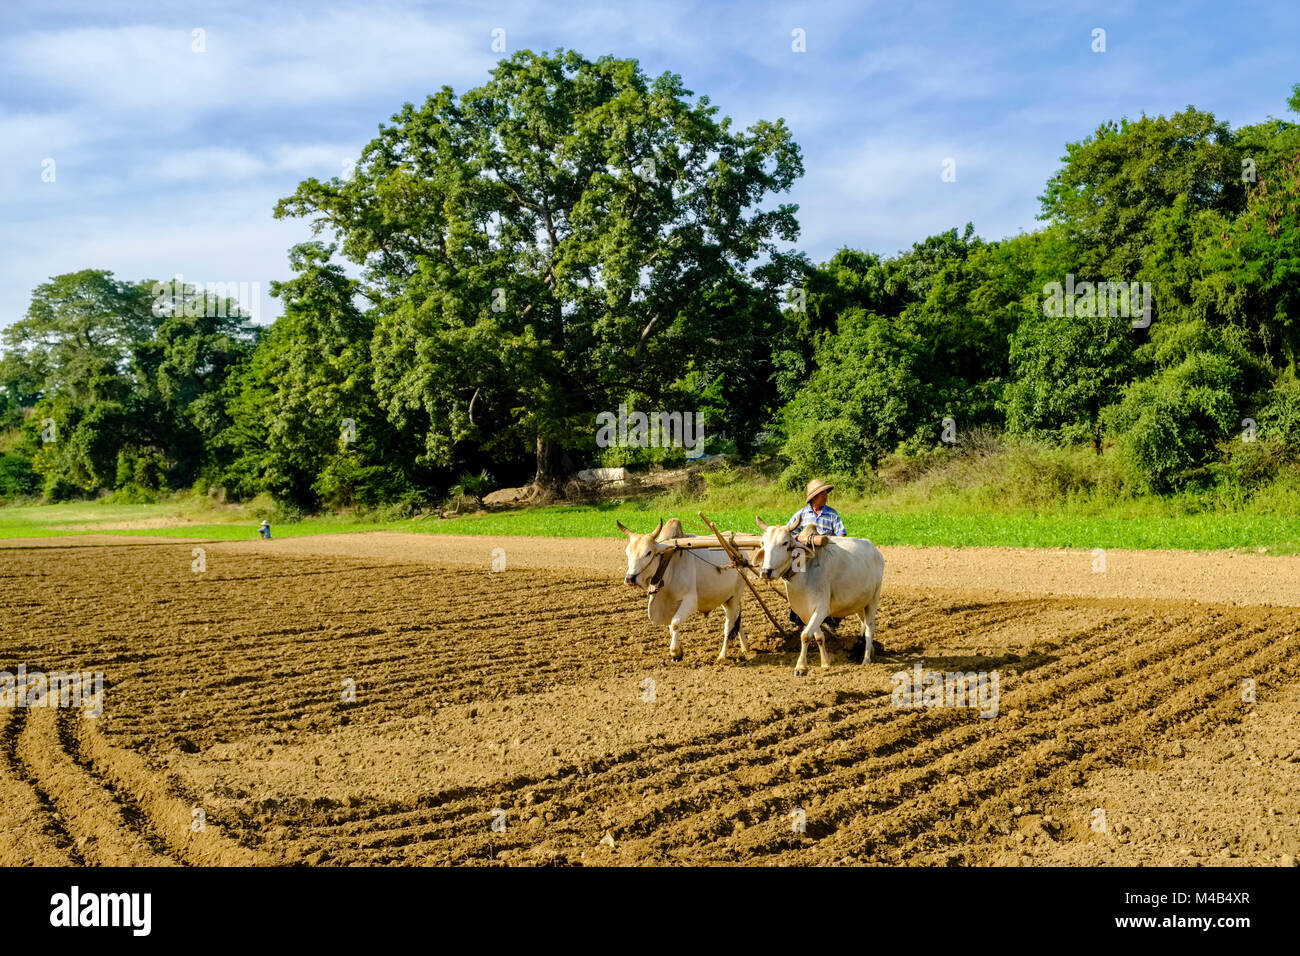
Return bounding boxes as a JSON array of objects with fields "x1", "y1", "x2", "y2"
[
  {"x1": 616, "y1": 520, "x2": 634, "y2": 537},
  {"x1": 653, "y1": 517, "x2": 663, "y2": 537},
  {"x1": 754, "y1": 516, "x2": 769, "y2": 531}
]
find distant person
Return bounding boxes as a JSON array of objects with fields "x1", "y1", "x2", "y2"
[
  {"x1": 258, "y1": 520, "x2": 272, "y2": 540},
  {"x1": 786, "y1": 478, "x2": 844, "y2": 631}
]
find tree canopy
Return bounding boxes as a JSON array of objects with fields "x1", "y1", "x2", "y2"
[
  {"x1": 272, "y1": 49, "x2": 803, "y2": 492},
  {"x1": 2, "y1": 60, "x2": 1298, "y2": 507}
]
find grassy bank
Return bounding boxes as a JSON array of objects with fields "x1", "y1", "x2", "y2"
[
  {"x1": 5, "y1": 440, "x2": 1300, "y2": 551},
  {"x1": 0, "y1": 501, "x2": 405, "y2": 540},
  {"x1": 3, "y1": 492, "x2": 1299, "y2": 552},
  {"x1": 421, "y1": 505, "x2": 1300, "y2": 552}
]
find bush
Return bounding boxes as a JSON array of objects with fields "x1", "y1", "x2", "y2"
[
  {"x1": 246, "y1": 491, "x2": 278, "y2": 519},
  {"x1": 874, "y1": 435, "x2": 1123, "y2": 510},
  {"x1": 114, "y1": 448, "x2": 167, "y2": 493},
  {"x1": 42, "y1": 472, "x2": 88, "y2": 502},
  {"x1": 779, "y1": 309, "x2": 931, "y2": 480},
  {"x1": 1212, "y1": 437, "x2": 1291, "y2": 489},
  {"x1": 1255, "y1": 374, "x2": 1300, "y2": 449},
  {"x1": 778, "y1": 419, "x2": 870, "y2": 490},
  {"x1": 1104, "y1": 334, "x2": 1258, "y2": 492},
  {"x1": 0, "y1": 451, "x2": 38, "y2": 498},
  {"x1": 1106, "y1": 381, "x2": 1212, "y2": 492},
  {"x1": 1207, "y1": 377, "x2": 1300, "y2": 490},
  {"x1": 364, "y1": 493, "x2": 428, "y2": 520},
  {"x1": 596, "y1": 441, "x2": 688, "y2": 471},
  {"x1": 1003, "y1": 307, "x2": 1136, "y2": 446},
  {"x1": 270, "y1": 501, "x2": 309, "y2": 524},
  {"x1": 103, "y1": 484, "x2": 161, "y2": 504}
]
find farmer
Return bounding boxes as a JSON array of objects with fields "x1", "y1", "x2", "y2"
[
  {"x1": 786, "y1": 478, "x2": 845, "y2": 631},
  {"x1": 788, "y1": 478, "x2": 846, "y2": 538},
  {"x1": 258, "y1": 520, "x2": 272, "y2": 540}
]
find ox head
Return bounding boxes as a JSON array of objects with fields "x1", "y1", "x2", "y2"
[
  {"x1": 754, "y1": 516, "x2": 810, "y2": 580},
  {"x1": 617, "y1": 518, "x2": 667, "y2": 587}
]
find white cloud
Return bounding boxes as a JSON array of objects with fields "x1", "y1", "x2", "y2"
[
  {"x1": 793, "y1": 135, "x2": 1046, "y2": 258},
  {"x1": 152, "y1": 148, "x2": 266, "y2": 182},
  {"x1": 0, "y1": 184, "x2": 312, "y2": 326},
  {"x1": 3, "y1": 0, "x2": 1295, "y2": 330},
  {"x1": 2, "y1": 8, "x2": 493, "y2": 119},
  {"x1": 0, "y1": 109, "x2": 90, "y2": 200},
  {"x1": 145, "y1": 143, "x2": 363, "y2": 183}
]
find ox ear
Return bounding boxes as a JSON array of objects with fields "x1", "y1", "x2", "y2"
[
  {"x1": 616, "y1": 520, "x2": 634, "y2": 537},
  {"x1": 752, "y1": 548, "x2": 765, "y2": 568},
  {"x1": 754, "y1": 516, "x2": 769, "y2": 532}
]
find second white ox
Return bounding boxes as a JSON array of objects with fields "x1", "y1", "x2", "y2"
[
  {"x1": 755, "y1": 517, "x2": 885, "y2": 676},
  {"x1": 618, "y1": 518, "x2": 748, "y2": 662}
]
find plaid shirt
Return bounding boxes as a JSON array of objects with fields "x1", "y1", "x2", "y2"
[{"x1": 788, "y1": 504, "x2": 846, "y2": 536}]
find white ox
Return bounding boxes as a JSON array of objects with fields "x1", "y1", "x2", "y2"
[
  {"x1": 618, "y1": 518, "x2": 748, "y2": 662},
  {"x1": 754, "y1": 517, "x2": 885, "y2": 676}
]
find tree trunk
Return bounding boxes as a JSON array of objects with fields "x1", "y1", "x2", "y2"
[{"x1": 531, "y1": 437, "x2": 572, "y2": 500}]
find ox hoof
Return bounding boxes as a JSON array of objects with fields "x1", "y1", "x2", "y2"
[
  {"x1": 670, "y1": 650, "x2": 684, "y2": 661},
  {"x1": 793, "y1": 666, "x2": 808, "y2": 677}
]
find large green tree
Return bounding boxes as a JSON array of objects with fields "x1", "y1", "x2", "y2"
[
  {"x1": 132, "y1": 283, "x2": 260, "y2": 487},
  {"x1": 779, "y1": 226, "x2": 1033, "y2": 476},
  {"x1": 0, "y1": 271, "x2": 158, "y2": 493},
  {"x1": 1038, "y1": 108, "x2": 1246, "y2": 282},
  {"x1": 0, "y1": 271, "x2": 256, "y2": 497},
  {"x1": 273, "y1": 49, "x2": 802, "y2": 491},
  {"x1": 0, "y1": 270, "x2": 156, "y2": 408},
  {"x1": 1202, "y1": 145, "x2": 1300, "y2": 369}
]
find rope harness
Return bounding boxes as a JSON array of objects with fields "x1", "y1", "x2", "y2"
[
  {"x1": 645, "y1": 548, "x2": 676, "y2": 594},
  {"x1": 772, "y1": 525, "x2": 824, "y2": 580},
  {"x1": 646, "y1": 545, "x2": 725, "y2": 594}
]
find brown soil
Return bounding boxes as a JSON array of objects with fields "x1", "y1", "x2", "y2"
[{"x1": 0, "y1": 533, "x2": 1296, "y2": 866}]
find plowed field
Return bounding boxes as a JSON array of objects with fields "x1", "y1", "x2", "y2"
[{"x1": 2, "y1": 533, "x2": 1297, "y2": 866}]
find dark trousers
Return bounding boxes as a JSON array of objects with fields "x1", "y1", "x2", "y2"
[{"x1": 789, "y1": 610, "x2": 841, "y2": 630}]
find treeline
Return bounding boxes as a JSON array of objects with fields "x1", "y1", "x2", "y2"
[{"x1": 2, "y1": 51, "x2": 1298, "y2": 509}]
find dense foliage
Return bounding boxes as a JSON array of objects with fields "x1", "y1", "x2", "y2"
[{"x1": 2, "y1": 55, "x2": 1298, "y2": 509}]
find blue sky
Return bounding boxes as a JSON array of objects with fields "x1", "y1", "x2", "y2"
[{"x1": 2, "y1": 0, "x2": 1297, "y2": 328}]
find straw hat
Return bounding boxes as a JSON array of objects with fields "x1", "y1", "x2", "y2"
[{"x1": 805, "y1": 478, "x2": 834, "y2": 504}]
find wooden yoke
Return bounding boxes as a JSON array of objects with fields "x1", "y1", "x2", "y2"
[{"x1": 656, "y1": 533, "x2": 764, "y2": 550}]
